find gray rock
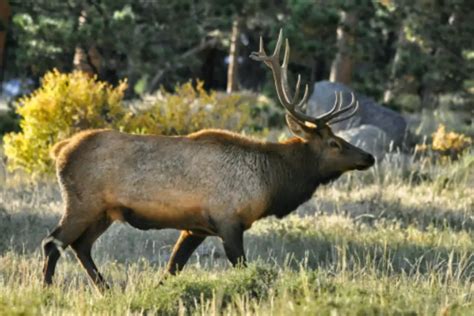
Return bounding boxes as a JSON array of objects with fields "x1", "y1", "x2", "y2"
[
  {"x1": 337, "y1": 125, "x2": 389, "y2": 161},
  {"x1": 307, "y1": 81, "x2": 407, "y2": 147}
]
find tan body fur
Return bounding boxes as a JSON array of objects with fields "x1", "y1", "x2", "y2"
[{"x1": 54, "y1": 129, "x2": 282, "y2": 233}]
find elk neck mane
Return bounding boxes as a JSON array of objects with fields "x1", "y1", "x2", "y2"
[
  {"x1": 187, "y1": 128, "x2": 269, "y2": 148},
  {"x1": 187, "y1": 128, "x2": 306, "y2": 151}
]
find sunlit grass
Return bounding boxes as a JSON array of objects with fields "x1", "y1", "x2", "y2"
[{"x1": 0, "y1": 151, "x2": 473, "y2": 314}]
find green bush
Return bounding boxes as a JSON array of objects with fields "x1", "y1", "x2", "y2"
[{"x1": 3, "y1": 71, "x2": 252, "y2": 175}]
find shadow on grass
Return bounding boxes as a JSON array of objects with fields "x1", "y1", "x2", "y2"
[
  {"x1": 1, "y1": 208, "x2": 472, "y2": 282},
  {"x1": 245, "y1": 230, "x2": 473, "y2": 281},
  {"x1": 0, "y1": 207, "x2": 60, "y2": 254},
  {"x1": 300, "y1": 197, "x2": 474, "y2": 232},
  {"x1": 0, "y1": 207, "x2": 181, "y2": 263}
]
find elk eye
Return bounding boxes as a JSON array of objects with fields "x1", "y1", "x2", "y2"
[{"x1": 329, "y1": 140, "x2": 341, "y2": 149}]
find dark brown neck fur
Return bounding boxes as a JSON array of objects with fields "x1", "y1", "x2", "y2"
[{"x1": 263, "y1": 138, "x2": 342, "y2": 219}]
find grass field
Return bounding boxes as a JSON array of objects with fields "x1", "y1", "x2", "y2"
[{"x1": 0, "y1": 152, "x2": 473, "y2": 315}]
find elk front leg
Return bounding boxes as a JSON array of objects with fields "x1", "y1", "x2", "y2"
[
  {"x1": 220, "y1": 224, "x2": 247, "y2": 267},
  {"x1": 166, "y1": 230, "x2": 206, "y2": 275}
]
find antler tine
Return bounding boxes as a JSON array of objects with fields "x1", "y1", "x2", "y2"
[
  {"x1": 293, "y1": 74, "x2": 301, "y2": 104},
  {"x1": 282, "y1": 38, "x2": 290, "y2": 68},
  {"x1": 296, "y1": 83, "x2": 309, "y2": 110},
  {"x1": 328, "y1": 101, "x2": 359, "y2": 124},
  {"x1": 313, "y1": 92, "x2": 339, "y2": 121},
  {"x1": 330, "y1": 92, "x2": 357, "y2": 119},
  {"x1": 336, "y1": 91, "x2": 343, "y2": 111},
  {"x1": 256, "y1": 36, "x2": 272, "y2": 68},
  {"x1": 251, "y1": 29, "x2": 284, "y2": 66},
  {"x1": 273, "y1": 29, "x2": 284, "y2": 58},
  {"x1": 281, "y1": 38, "x2": 310, "y2": 110},
  {"x1": 280, "y1": 38, "x2": 293, "y2": 103},
  {"x1": 259, "y1": 36, "x2": 265, "y2": 54},
  {"x1": 315, "y1": 92, "x2": 352, "y2": 122}
]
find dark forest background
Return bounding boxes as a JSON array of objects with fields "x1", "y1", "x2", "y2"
[{"x1": 1, "y1": 0, "x2": 473, "y2": 115}]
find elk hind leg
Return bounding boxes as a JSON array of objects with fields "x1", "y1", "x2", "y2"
[
  {"x1": 42, "y1": 214, "x2": 92, "y2": 286},
  {"x1": 42, "y1": 227, "x2": 63, "y2": 285},
  {"x1": 70, "y1": 215, "x2": 112, "y2": 291}
]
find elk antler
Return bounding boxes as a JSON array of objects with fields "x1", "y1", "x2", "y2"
[{"x1": 250, "y1": 29, "x2": 359, "y2": 127}]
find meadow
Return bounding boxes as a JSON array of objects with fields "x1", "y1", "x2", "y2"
[{"x1": 0, "y1": 147, "x2": 472, "y2": 315}]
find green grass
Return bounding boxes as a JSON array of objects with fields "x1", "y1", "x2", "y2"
[
  {"x1": 0, "y1": 152, "x2": 473, "y2": 315},
  {"x1": 1, "y1": 256, "x2": 472, "y2": 315}
]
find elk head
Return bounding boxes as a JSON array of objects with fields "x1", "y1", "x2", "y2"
[{"x1": 250, "y1": 30, "x2": 375, "y2": 181}]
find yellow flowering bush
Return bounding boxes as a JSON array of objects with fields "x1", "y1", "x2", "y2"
[
  {"x1": 3, "y1": 70, "x2": 128, "y2": 174},
  {"x1": 431, "y1": 124, "x2": 471, "y2": 155},
  {"x1": 3, "y1": 71, "x2": 251, "y2": 175},
  {"x1": 415, "y1": 124, "x2": 472, "y2": 161},
  {"x1": 120, "y1": 80, "x2": 250, "y2": 136}
]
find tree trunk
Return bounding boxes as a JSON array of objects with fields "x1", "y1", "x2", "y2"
[
  {"x1": 383, "y1": 22, "x2": 408, "y2": 104},
  {"x1": 330, "y1": 10, "x2": 357, "y2": 85},
  {"x1": 0, "y1": 0, "x2": 11, "y2": 81},
  {"x1": 226, "y1": 17, "x2": 240, "y2": 93},
  {"x1": 72, "y1": 11, "x2": 101, "y2": 75}
]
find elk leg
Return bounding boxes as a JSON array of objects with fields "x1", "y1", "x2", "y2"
[
  {"x1": 166, "y1": 230, "x2": 206, "y2": 275},
  {"x1": 42, "y1": 215, "x2": 91, "y2": 286},
  {"x1": 42, "y1": 227, "x2": 62, "y2": 285},
  {"x1": 220, "y1": 224, "x2": 246, "y2": 267},
  {"x1": 70, "y1": 215, "x2": 112, "y2": 291}
]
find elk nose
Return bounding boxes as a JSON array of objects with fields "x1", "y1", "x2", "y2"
[
  {"x1": 355, "y1": 152, "x2": 375, "y2": 170},
  {"x1": 366, "y1": 154, "x2": 375, "y2": 166}
]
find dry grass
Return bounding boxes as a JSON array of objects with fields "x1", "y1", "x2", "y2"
[{"x1": 0, "y1": 150, "x2": 473, "y2": 315}]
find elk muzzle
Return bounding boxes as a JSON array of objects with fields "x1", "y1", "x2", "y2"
[{"x1": 354, "y1": 151, "x2": 375, "y2": 170}]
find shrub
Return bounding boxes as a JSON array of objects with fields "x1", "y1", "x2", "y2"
[
  {"x1": 3, "y1": 71, "x2": 252, "y2": 175},
  {"x1": 415, "y1": 124, "x2": 472, "y2": 161},
  {"x1": 3, "y1": 70, "x2": 128, "y2": 174},
  {"x1": 431, "y1": 124, "x2": 472, "y2": 156},
  {"x1": 121, "y1": 80, "x2": 251, "y2": 136}
]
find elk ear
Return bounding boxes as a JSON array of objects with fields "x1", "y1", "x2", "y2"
[{"x1": 285, "y1": 114, "x2": 314, "y2": 139}]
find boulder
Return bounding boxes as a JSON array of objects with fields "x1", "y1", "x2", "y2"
[
  {"x1": 337, "y1": 124, "x2": 389, "y2": 161},
  {"x1": 307, "y1": 81, "x2": 407, "y2": 148}
]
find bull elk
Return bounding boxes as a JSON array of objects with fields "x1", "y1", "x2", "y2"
[{"x1": 42, "y1": 30, "x2": 374, "y2": 291}]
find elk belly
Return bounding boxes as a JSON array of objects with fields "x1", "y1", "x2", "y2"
[{"x1": 109, "y1": 191, "x2": 210, "y2": 231}]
